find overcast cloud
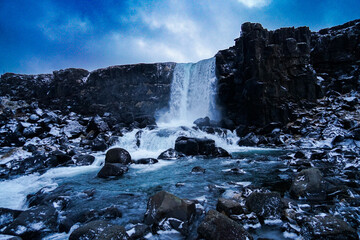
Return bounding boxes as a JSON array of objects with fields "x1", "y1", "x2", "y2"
[{"x1": 0, "y1": 0, "x2": 359, "y2": 74}]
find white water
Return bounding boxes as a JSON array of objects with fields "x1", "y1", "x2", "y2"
[
  {"x1": 158, "y1": 57, "x2": 219, "y2": 125},
  {"x1": 114, "y1": 126, "x2": 240, "y2": 159}
]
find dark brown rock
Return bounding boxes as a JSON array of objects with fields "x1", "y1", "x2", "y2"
[
  {"x1": 197, "y1": 209, "x2": 253, "y2": 240},
  {"x1": 144, "y1": 191, "x2": 196, "y2": 234},
  {"x1": 105, "y1": 148, "x2": 131, "y2": 165},
  {"x1": 216, "y1": 198, "x2": 243, "y2": 216}
]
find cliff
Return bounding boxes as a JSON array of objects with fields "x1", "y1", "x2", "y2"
[
  {"x1": 1, "y1": 19, "x2": 359, "y2": 129},
  {"x1": 0, "y1": 63, "x2": 175, "y2": 124},
  {"x1": 216, "y1": 19, "x2": 360, "y2": 127}
]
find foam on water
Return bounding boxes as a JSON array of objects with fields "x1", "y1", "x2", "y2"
[{"x1": 158, "y1": 57, "x2": 219, "y2": 125}]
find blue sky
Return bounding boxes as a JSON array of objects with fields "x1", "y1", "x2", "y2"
[{"x1": 0, "y1": 0, "x2": 359, "y2": 74}]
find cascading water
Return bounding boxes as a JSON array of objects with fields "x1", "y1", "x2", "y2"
[
  {"x1": 114, "y1": 57, "x2": 241, "y2": 158},
  {"x1": 158, "y1": 57, "x2": 219, "y2": 125}
]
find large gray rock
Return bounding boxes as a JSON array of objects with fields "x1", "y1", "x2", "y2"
[
  {"x1": 174, "y1": 136, "x2": 230, "y2": 157},
  {"x1": 0, "y1": 208, "x2": 23, "y2": 229},
  {"x1": 4, "y1": 206, "x2": 58, "y2": 239},
  {"x1": 157, "y1": 148, "x2": 185, "y2": 160},
  {"x1": 97, "y1": 163, "x2": 128, "y2": 178},
  {"x1": 69, "y1": 220, "x2": 129, "y2": 240},
  {"x1": 245, "y1": 192, "x2": 284, "y2": 220},
  {"x1": 290, "y1": 168, "x2": 326, "y2": 200},
  {"x1": 197, "y1": 209, "x2": 253, "y2": 240},
  {"x1": 144, "y1": 191, "x2": 196, "y2": 234},
  {"x1": 216, "y1": 198, "x2": 243, "y2": 216},
  {"x1": 299, "y1": 214, "x2": 358, "y2": 240},
  {"x1": 105, "y1": 148, "x2": 131, "y2": 165}
]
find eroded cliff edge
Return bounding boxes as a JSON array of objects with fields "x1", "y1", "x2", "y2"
[
  {"x1": 0, "y1": 63, "x2": 175, "y2": 126},
  {"x1": 216, "y1": 19, "x2": 360, "y2": 128},
  {"x1": 1, "y1": 19, "x2": 359, "y2": 129}
]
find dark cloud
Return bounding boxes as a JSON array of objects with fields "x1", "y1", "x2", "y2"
[{"x1": 0, "y1": 0, "x2": 359, "y2": 74}]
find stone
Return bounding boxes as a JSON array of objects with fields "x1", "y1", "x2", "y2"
[
  {"x1": 4, "y1": 206, "x2": 58, "y2": 239},
  {"x1": 193, "y1": 117, "x2": 210, "y2": 127},
  {"x1": 97, "y1": 163, "x2": 128, "y2": 178},
  {"x1": 216, "y1": 198, "x2": 243, "y2": 216},
  {"x1": 128, "y1": 224, "x2": 150, "y2": 240},
  {"x1": 238, "y1": 133, "x2": 259, "y2": 146},
  {"x1": 245, "y1": 192, "x2": 284, "y2": 220},
  {"x1": 174, "y1": 136, "x2": 216, "y2": 156},
  {"x1": 0, "y1": 208, "x2": 23, "y2": 229},
  {"x1": 157, "y1": 148, "x2": 185, "y2": 160},
  {"x1": 299, "y1": 214, "x2": 358, "y2": 240},
  {"x1": 290, "y1": 168, "x2": 326, "y2": 200},
  {"x1": 191, "y1": 166, "x2": 205, "y2": 173},
  {"x1": 132, "y1": 158, "x2": 158, "y2": 164},
  {"x1": 175, "y1": 137, "x2": 199, "y2": 155},
  {"x1": 197, "y1": 209, "x2": 253, "y2": 240},
  {"x1": 212, "y1": 147, "x2": 232, "y2": 158},
  {"x1": 74, "y1": 154, "x2": 95, "y2": 166},
  {"x1": 69, "y1": 220, "x2": 129, "y2": 240},
  {"x1": 91, "y1": 135, "x2": 108, "y2": 151},
  {"x1": 87, "y1": 115, "x2": 110, "y2": 133},
  {"x1": 144, "y1": 191, "x2": 196, "y2": 234},
  {"x1": 96, "y1": 225, "x2": 129, "y2": 240},
  {"x1": 105, "y1": 148, "x2": 131, "y2": 165}
]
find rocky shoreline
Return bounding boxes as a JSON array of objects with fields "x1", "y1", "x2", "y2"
[{"x1": 0, "y1": 19, "x2": 360, "y2": 239}]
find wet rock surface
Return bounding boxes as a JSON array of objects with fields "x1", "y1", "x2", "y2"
[
  {"x1": 144, "y1": 191, "x2": 196, "y2": 235},
  {"x1": 197, "y1": 209, "x2": 253, "y2": 240}
]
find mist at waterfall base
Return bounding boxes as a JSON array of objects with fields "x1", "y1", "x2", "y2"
[{"x1": 0, "y1": 58, "x2": 290, "y2": 239}]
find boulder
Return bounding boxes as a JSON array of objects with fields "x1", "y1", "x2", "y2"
[
  {"x1": 157, "y1": 148, "x2": 185, "y2": 160},
  {"x1": 74, "y1": 154, "x2": 95, "y2": 166},
  {"x1": 290, "y1": 168, "x2": 326, "y2": 200},
  {"x1": 4, "y1": 206, "x2": 58, "y2": 239},
  {"x1": 105, "y1": 148, "x2": 131, "y2": 165},
  {"x1": 132, "y1": 158, "x2": 158, "y2": 164},
  {"x1": 175, "y1": 137, "x2": 199, "y2": 155},
  {"x1": 69, "y1": 220, "x2": 129, "y2": 240},
  {"x1": 245, "y1": 192, "x2": 283, "y2": 220},
  {"x1": 96, "y1": 225, "x2": 129, "y2": 240},
  {"x1": 197, "y1": 209, "x2": 253, "y2": 240},
  {"x1": 216, "y1": 198, "x2": 243, "y2": 216},
  {"x1": 0, "y1": 208, "x2": 23, "y2": 229},
  {"x1": 193, "y1": 117, "x2": 210, "y2": 127},
  {"x1": 127, "y1": 224, "x2": 150, "y2": 240},
  {"x1": 97, "y1": 163, "x2": 128, "y2": 178},
  {"x1": 144, "y1": 191, "x2": 196, "y2": 234},
  {"x1": 212, "y1": 147, "x2": 232, "y2": 158},
  {"x1": 91, "y1": 135, "x2": 108, "y2": 151},
  {"x1": 174, "y1": 137, "x2": 216, "y2": 156},
  {"x1": 191, "y1": 166, "x2": 205, "y2": 173},
  {"x1": 86, "y1": 115, "x2": 110, "y2": 134},
  {"x1": 238, "y1": 133, "x2": 259, "y2": 146},
  {"x1": 299, "y1": 214, "x2": 358, "y2": 240}
]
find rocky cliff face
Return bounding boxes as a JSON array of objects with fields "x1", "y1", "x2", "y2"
[
  {"x1": 216, "y1": 19, "x2": 360, "y2": 128},
  {"x1": 311, "y1": 19, "x2": 360, "y2": 94},
  {"x1": 216, "y1": 23, "x2": 318, "y2": 127},
  {"x1": 0, "y1": 63, "x2": 175, "y2": 125},
  {"x1": 1, "y1": 20, "x2": 359, "y2": 129}
]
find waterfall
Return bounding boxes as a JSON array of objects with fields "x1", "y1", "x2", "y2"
[
  {"x1": 158, "y1": 57, "x2": 219, "y2": 125},
  {"x1": 114, "y1": 57, "x2": 240, "y2": 159}
]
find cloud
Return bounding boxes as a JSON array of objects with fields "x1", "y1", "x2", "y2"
[
  {"x1": 39, "y1": 14, "x2": 92, "y2": 41},
  {"x1": 237, "y1": 0, "x2": 271, "y2": 8}
]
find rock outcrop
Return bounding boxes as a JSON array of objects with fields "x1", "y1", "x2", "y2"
[
  {"x1": 0, "y1": 63, "x2": 175, "y2": 126},
  {"x1": 216, "y1": 19, "x2": 360, "y2": 129}
]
